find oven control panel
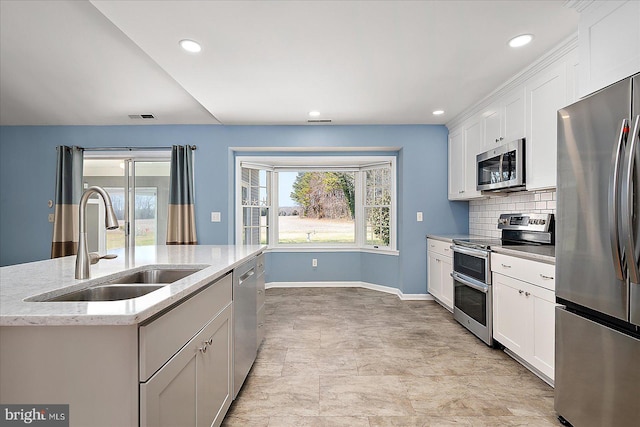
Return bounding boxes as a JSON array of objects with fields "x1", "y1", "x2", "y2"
[{"x1": 497, "y1": 213, "x2": 553, "y2": 232}]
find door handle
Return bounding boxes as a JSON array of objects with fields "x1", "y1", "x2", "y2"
[
  {"x1": 239, "y1": 268, "x2": 255, "y2": 284},
  {"x1": 622, "y1": 115, "x2": 640, "y2": 284},
  {"x1": 609, "y1": 119, "x2": 629, "y2": 281}
]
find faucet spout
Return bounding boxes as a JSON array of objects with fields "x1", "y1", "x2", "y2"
[{"x1": 75, "y1": 186, "x2": 119, "y2": 279}]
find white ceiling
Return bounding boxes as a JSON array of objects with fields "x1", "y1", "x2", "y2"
[{"x1": 0, "y1": 0, "x2": 579, "y2": 126}]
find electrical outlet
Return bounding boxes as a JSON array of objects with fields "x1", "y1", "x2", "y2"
[
  {"x1": 211, "y1": 212, "x2": 221, "y2": 222},
  {"x1": 312, "y1": 258, "x2": 318, "y2": 267},
  {"x1": 417, "y1": 212, "x2": 423, "y2": 222},
  {"x1": 48, "y1": 214, "x2": 55, "y2": 223}
]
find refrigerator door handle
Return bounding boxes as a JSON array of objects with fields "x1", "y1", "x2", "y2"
[
  {"x1": 622, "y1": 115, "x2": 640, "y2": 284},
  {"x1": 609, "y1": 119, "x2": 630, "y2": 281}
]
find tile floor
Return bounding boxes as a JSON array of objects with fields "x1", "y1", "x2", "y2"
[{"x1": 222, "y1": 287, "x2": 559, "y2": 427}]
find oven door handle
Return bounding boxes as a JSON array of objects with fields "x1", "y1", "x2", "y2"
[
  {"x1": 451, "y1": 272, "x2": 490, "y2": 293},
  {"x1": 450, "y1": 245, "x2": 489, "y2": 258}
]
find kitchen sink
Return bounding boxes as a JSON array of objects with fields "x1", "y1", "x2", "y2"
[
  {"x1": 29, "y1": 267, "x2": 205, "y2": 302},
  {"x1": 100, "y1": 268, "x2": 203, "y2": 285},
  {"x1": 45, "y1": 284, "x2": 165, "y2": 302}
]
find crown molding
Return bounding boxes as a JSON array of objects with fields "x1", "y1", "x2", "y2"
[{"x1": 446, "y1": 33, "x2": 578, "y2": 131}]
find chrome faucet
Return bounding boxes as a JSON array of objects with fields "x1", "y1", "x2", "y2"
[{"x1": 75, "y1": 186, "x2": 119, "y2": 279}]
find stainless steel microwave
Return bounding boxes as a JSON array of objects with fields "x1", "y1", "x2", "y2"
[{"x1": 476, "y1": 138, "x2": 525, "y2": 192}]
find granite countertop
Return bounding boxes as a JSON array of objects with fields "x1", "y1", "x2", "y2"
[
  {"x1": 491, "y1": 244, "x2": 555, "y2": 265},
  {"x1": 0, "y1": 245, "x2": 265, "y2": 327}
]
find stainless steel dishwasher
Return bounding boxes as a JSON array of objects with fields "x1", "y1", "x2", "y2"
[{"x1": 232, "y1": 257, "x2": 257, "y2": 398}]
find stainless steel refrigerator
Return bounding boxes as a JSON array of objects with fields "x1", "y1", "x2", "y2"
[{"x1": 556, "y1": 73, "x2": 640, "y2": 427}]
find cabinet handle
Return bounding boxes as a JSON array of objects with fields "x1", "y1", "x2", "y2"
[
  {"x1": 258, "y1": 289, "x2": 263, "y2": 295},
  {"x1": 436, "y1": 259, "x2": 441, "y2": 263},
  {"x1": 206, "y1": 338, "x2": 213, "y2": 345},
  {"x1": 459, "y1": 190, "x2": 465, "y2": 194},
  {"x1": 525, "y1": 292, "x2": 531, "y2": 297},
  {"x1": 444, "y1": 248, "x2": 450, "y2": 252},
  {"x1": 499, "y1": 137, "x2": 504, "y2": 141},
  {"x1": 501, "y1": 263, "x2": 512, "y2": 268},
  {"x1": 518, "y1": 289, "x2": 524, "y2": 295},
  {"x1": 198, "y1": 344, "x2": 208, "y2": 353},
  {"x1": 430, "y1": 244, "x2": 435, "y2": 248},
  {"x1": 258, "y1": 323, "x2": 264, "y2": 329},
  {"x1": 540, "y1": 274, "x2": 554, "y2": 280}
]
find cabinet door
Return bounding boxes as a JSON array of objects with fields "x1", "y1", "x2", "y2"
[
  {"x1": 427, "y1": 252, "x2": 443, "y2": 301},
  {"x1": 463, "y1": 118, "x2": 483, "y2": 198},
  {"x1": 141, "y1": 339, "x2": 198, "y2": 427},
  {"x1": 439, "y1": 255, "x2": 454, "y2": 311},
  {"x1": 448, "y1": 128, "x2": 465, "y2": 200},
  {"x1": 578, "y1": 0, "x2": 640, "y2": 97},
  {"x1": 492, "y1": 273, "x2": 530, "y2": 356},
  {"x1": 197, "y1": 304, "x2": 233, "y2": 427},
  {"x1": 531, "y1": 290, "x2": 557, "y2": 381},
  {"x1": 526, "y1": 61, "x2": 567, "y2": 190},
  {"x1": 482, "y1": 106, "x2": 502, "y2": 147},
  {"x1": 502, "y1": 87, "x2": 526, "y2": 143}
]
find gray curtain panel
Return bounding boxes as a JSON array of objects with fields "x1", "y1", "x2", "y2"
[
  {"x1": 51, "y1": 145, "x2": 84, "y2": 258},
  {"x1": 167, "y1": 145, "x2": 198, "y2": 245}
]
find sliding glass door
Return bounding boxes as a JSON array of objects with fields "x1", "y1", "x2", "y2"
[{"x1": 83, "y1": 154, "x2": 170, "y2": 253}]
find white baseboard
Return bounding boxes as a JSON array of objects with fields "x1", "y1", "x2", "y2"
[{"x1": 265, "y1": 281, "x2": 434, "y2": 301}]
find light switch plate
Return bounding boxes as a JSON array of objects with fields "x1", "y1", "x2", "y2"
[
  {"x1": 417, "y1": 212, "x2": 423, "y2": 222},
  {"x1": 211, "y1": 212, "x2": 221, "y2": 222},
  {"x1": 48, "y1": 213, "x2": 55, "y2": 223}
]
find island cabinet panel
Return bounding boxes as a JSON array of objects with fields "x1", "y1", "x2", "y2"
[
  {"x1": 0, "y1": 325, "x2": 139, "y2": 427},
  {"x1": 139, "y1": 273, "x2": 232, "y2": 382},
  {"x1": 141, "y1": 304, "x2": 232, "y2": 427}
]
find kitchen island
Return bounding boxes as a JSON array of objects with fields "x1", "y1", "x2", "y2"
[{"x1": 0, "y1": 245, "x2": 264, "y2": 427}]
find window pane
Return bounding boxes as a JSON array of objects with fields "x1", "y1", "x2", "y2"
[
  {"x1": 241, "y1": 167, "x2": 270, "y2": 245},
  {"x1": 363, "y1": 166, "x2": 392, "y2": 247},
  {"x1": 278, "y1": 171, "x2": 355, "y2": 244}
]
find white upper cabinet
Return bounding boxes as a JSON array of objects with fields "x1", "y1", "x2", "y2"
[
  {"x1": 578, "y1": 0, "x2": 640, "y2": 98},
  {"x1": 448, "y1": 127, "x2": 465, "y2": 200},
  {"x1": 525, "y1": 61, "x2": 568, "y2": 191},
  {"x1": 481, "y1": 86, "x2": 526, "y2": 149},
  {"x1": 448, "y1": 118, "x2": 483, "y2": 200},
  {"x1": 463, "y1": 117, "x2": 483, "y2": 198}
]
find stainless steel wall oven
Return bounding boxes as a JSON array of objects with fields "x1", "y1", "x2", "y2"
[{"x1": 451, "y1": 244, "x2": 493, "y2": 346}]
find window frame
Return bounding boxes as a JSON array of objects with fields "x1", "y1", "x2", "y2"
[{"x1": 235, "y1": 156, "x2": 397, "y2": 252}]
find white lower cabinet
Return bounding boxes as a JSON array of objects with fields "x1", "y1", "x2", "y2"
[
  {"x1": 427, "y1": 238, "x2": 454, "y2": 311},
  {"x1": 492, "y1": 258, "x2": 557, "y2": 384}
]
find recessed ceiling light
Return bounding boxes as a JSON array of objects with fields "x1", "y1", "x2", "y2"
[
  {"x1": 179, "y1": 39, "x2": 202, "y2": 53},
  {"x1": 309, "y1": 111, "x2": 321, "y2": 117},
  {"x1": 432, "y1": 110, "x2": 445, "y2": 116},
  {"x1": 508, "y1": 34, "x2": 533, "y2": 48}
]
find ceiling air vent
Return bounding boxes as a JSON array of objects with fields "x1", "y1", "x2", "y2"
[
  {"x1": 128, "y1": 114, "x2": 156, "y2": 120},
  {"x1": 307, "y1": 119, "x2": 332, "y2": 123}
]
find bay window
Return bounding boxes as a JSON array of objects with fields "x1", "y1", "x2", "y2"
[{"x1": 236, "y1": 156, "x2": 396, "y2": 252}]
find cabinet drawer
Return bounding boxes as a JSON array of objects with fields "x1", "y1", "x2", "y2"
[
  {"x1": 492, "y1": 253, "x2": 555, "y2": 291},
  {"x1": 427, "y1": 238, "x2": 453, "y2": 257},
  {"x1": 139, "y1": 273, "x2": 233, "y2": 382}
]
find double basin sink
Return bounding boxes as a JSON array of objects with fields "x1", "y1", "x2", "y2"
[{"x1": 43, "y1": 268, "x2": 203, "y2": 302}]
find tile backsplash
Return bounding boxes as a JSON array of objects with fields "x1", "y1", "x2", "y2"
[{"x1": 469, "y1": 190, "x2": 556, "y2": 238}]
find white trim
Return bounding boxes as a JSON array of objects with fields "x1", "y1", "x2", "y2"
[
  {"x1": 265, "y1": 281, "x2": 433, "y2": 301},
  {"x1": 264, "y1": 247, "x2": 400, "y2": 256},
  {"x1": 231, "y1": 146, "x2": 401, "y2": 152}
]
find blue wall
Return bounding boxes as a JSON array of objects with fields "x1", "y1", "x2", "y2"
[{"x1": 0, "y1": 125, "x2": 468, "y2": 294}]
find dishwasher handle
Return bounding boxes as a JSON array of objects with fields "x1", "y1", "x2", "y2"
[{"x1": 238, "y1": 268, "x2": 255, "y2": 284}]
